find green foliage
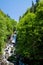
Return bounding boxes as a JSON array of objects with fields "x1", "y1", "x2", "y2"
[
  {"x1": 16, "y1": 1, "x2": 43, "y2": 60},
  {"x1": 0, "y1": 10, "x2": 17, "y2": 54}
]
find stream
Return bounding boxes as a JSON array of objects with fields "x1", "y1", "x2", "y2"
[{"x1": 2, "y1": 31, "x2": 25, "y2": 65}]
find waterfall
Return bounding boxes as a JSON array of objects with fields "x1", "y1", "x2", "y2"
[{"x1": 0, "y1": 31, "x2": 17, "y2": 65}]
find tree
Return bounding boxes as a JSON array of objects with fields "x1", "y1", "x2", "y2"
[
  {"x1": 36, "y1": 0, "x2": 39, "y2": 3},
  {"x1": 16, "y1": 1, "x2": 43, "y2": 61},
  {"x1": 0, "y1": 10, "x2": 17, "y2": 54},
  {"x1": 19, "y1": 16, "x2": 21, "y2": 21},
  {"x1": 32, "y1": 1, "x2": 35, "y2": 13}
]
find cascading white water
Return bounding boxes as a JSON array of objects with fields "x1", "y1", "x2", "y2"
[{"x1": 2, "y1": 31, "x2": 17, "y2": 65}]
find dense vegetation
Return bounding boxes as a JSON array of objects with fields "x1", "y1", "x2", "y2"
[
  {"x1": 16, "y1": 0, "x2": 43, "y2": 64},
  {"x1": 0, "y1": 0, "x2": 43, "y2": 65},
  {"x1": 0, "y1": 10, "x2": 17, "y2": 54}
]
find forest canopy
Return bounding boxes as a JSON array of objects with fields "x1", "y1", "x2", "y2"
[
  {"x1": 16, "y1": 0, "x2": 43, "y2": 60},
  {"x1": 0, "y1": 10, "x2": 17, "y2": 54}
]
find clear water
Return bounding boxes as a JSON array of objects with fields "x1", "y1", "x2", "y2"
[{"x1": 12, "y1": 34, "x2": 17, "y2": 43}]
